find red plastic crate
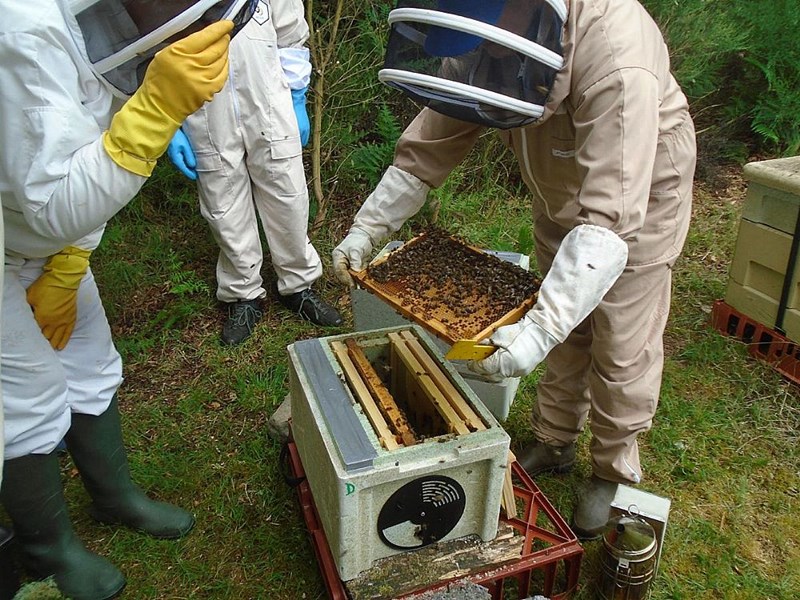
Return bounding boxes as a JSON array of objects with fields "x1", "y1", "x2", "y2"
[
  {"x1": 284, "y1": 437, "x2": 583, "y2": 600},
  {"x1": 711, "y1": 299, "x2": 800, "y2": 385}
]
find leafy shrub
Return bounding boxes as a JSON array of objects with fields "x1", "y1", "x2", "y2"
[{"x1": 644, "y1": 0, "x2": 800, "y2": 158}]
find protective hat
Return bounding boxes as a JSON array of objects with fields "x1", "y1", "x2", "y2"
[
  {"x1": 70, "y1": 0, "x2": 257, "y2": 97},
  {"x1": 423, "y1": 0, "x2": 506, "y2": 57},
  {"x1": 380, "y1": 0, "x2": 567, "y2": 129}
]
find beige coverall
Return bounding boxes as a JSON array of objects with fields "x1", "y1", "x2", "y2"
[
  {"x1": 392, "y1": 0, "x2": 696, "y2": 484},
  {"x1": 182, "y1": 0, "x2": 322, "y2": 301}
]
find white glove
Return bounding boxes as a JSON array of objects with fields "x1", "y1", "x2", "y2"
[
  {"x1": 469, "y1": 315, "x2": 559, "y2": 380},
  {"x1": 332, "y1": 166, "x2": 429, "y2": 286},
  {"x1": 471, "y1": 224, "x2": 628, "y2": 379},
  {"x1": 332, "y1": 227, "x2": 373, "y2": 286}
]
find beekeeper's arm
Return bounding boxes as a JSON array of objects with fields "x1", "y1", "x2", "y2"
[
  {"x1": 333, "y1": 108, "x2": 485, "y2": 285},
  {"x1": 0, "y1": 22, "x2": 232, "y2": 244},
  {"x1": 473, "y1": 68, "x2": 660, "y2": 378},
  {"x1": 273, "y1": 0, "x2": 313, "y2": 146}
]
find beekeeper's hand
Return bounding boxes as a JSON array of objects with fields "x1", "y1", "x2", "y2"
[
  {"x1": 278, "y1": 47, "x2": 312, "y2": 146},
  {"x1": 331, "y1": 166, "x2": 430, "y2": 287},
  {"x1": 291, "y1": 87, "x2": 311, "y2": 147},
  {"x1": 26, "y1": 246, "x2": 91, "y2": 351},
  {"x1": 167, "y1": 128, "x2": 198, "y2": 180},
  {"x1": 470, "y1": 316, "x2": 558, "y2": 380},
  {"x1": 103, "y1": 20, "x2": 233, "y2": 177},
  {"x1": 332, "y1": 228, "x2": 373, "y2": 286},
  {"x1": 471, "y1": 224, "x2": 628, "y2": 379}
]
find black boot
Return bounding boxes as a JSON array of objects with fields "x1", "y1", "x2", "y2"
[
  {"x1": 65, "y1": 397, "x2": 195, "y2": 539},
  {"x1": 221, "y1": 299, "x2": 263, "y2": 346},
  {"x1": 0, "y1": 454, "x2": 126, "y2": 600},
  {"x1": 570, "y1": 474, "x2": 619, "y2": 540},
  {"x1": 277, "y1": 287, "x2": 343, "y2": 326}
]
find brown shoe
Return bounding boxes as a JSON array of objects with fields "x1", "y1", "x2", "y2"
[{"x1": 517, "y1": 439, "x2": 576, "y2": 476}]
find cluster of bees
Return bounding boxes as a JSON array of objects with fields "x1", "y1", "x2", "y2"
[{"x1": 366, "y1": 227, "x2": 540, "y2": 339}]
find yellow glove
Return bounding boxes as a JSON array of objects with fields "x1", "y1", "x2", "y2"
[
  {"x1": 26, "y1": 246, "x2": 91, "y2": 351},
  {"x1": 103, "y1": 20, "x2": 233, "y2": 177}
]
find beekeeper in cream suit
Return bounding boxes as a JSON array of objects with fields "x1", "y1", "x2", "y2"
[
  {"x1": 167, "y1": 0, "x2": 343, "y2": 346},
  {"x1": 0, "y1": 194, "x2": 3, "y2": 487},
  {"x1": 334, "y1": 0, "x2": 695, "y2": 540},
  {"x1": 0, "y1": 1, "x2": 246, "y2": 597}
]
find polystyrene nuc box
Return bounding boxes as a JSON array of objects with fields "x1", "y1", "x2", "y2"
[
  {"x1": 350, "y1": 241, "x2": 530, "y2": 421},
  {"x1": 288, "y1": 325, "x2": 511, "y2": 581},
  {"x1": 725, "y1": 220, "x2": 800, "y2": 339},
  {"x1": 724, "y1": 157, "x2": 800, "y2": 340},
  {"x1": 740, "y1": 157, "x2": 800, "y2": 234}
]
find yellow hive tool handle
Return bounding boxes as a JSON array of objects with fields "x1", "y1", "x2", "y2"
[{"x1": 445, "y1": 341, "x2": 496, "y2": 361}]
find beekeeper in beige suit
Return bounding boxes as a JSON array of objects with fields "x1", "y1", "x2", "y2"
[{"x1": 333, "y1": 0, "x2": 695, "y2": 539}]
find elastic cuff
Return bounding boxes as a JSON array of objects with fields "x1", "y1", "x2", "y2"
[
  {"x1": 102, "y1": 131, "x2": 157, "y2": 177},
  {"x1": 348, "y1": 225, "x2": 377, "y2": 246}
]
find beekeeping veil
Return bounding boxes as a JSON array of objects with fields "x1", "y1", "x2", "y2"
[
  {"x1": 70, "y1": 0, "x2": 257, "y2": 97},
  {"x1": 380, "y1": 0, "x2": 567, "y2": 129}
]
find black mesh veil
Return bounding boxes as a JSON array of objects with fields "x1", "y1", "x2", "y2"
[
  {"x1": 380, "y1": 0, "x2": 566, "y2": 129},
  {"x1": 72, "y1": 0, "x2": 257, "y2": 96}
]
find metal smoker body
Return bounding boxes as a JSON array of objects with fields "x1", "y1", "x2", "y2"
[{"x1": 598, "y1": 513, "x2": 658, "y2": 600}]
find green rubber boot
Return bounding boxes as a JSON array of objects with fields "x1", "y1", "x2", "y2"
[
  {"x1": 517, "y1": 439, "x2": 576, "y2": 476},
  {"x1": 65, "y1": 397, "x2": 195, "y2": 539},
  {"x1": 0, "y1": 453, "x2": 126, "y2": 600},
  {"x1": 570, "y1": 474, "x2": 619, "y2": 540}
]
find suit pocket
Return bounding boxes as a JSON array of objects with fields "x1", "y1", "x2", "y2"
[
  {"x1": 627, "y1": 189, "x2": 682, "y2": 266},
  {"x1": 269, "y1": 137, "x2": 302, "y2": 160},
  {"x1": 194, "y1": 150, "x2": 224, "y2": 173}
]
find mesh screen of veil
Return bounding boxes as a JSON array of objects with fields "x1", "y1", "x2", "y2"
[
  {"x1": 380, "y1": 0, "x2": 566, "y2": 129},
  {"x1": 72, "y1": 0, "x2": 257, "y2": 97}
]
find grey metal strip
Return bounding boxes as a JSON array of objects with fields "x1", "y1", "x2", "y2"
[{"x1": 293, "y1": 338, "x2": 377, "y2": 472}]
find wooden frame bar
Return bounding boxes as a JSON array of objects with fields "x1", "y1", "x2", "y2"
[
  {"x1": 397, "y1": 330, "x2": 486, "y2": 431},
  {"x1": 344, "y1": 338, "x2": 417, "y2": 446},
  {"x1": 387, "y1": 332, "x2": 470, "y2": 437},
  {"x1": 330, "y1": 341, "x2": 399, "y2": 451}
]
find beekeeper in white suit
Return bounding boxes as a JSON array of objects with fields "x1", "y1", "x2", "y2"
[
  {"x1": 333, "y1": 0, "x2": 695, "y2": 540},
  {"x1": 0, "y1": 1, "x2": 247, "y2": 597},
  {"x1": 167, "y1": 0, "x2": 343, "y2": 346},
  {"x1": 0, "y1": 194, "x2": 3, "y2": 487}
]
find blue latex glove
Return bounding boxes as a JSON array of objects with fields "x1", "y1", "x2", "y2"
[
  {"x1": 291, "y1": 87, "x2": 310, "y2": 147},
  {"x1": 166, "y1": 128, "x2": 197, "y2": 180}
]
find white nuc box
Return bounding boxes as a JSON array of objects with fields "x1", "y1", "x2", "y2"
[{"x1": 288, "y1": 325, "x2": 511, "y2": 581}]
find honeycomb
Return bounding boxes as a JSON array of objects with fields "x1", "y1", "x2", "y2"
[{"x1": 353, "y1": 228, "x2": 540, "y2": 344}]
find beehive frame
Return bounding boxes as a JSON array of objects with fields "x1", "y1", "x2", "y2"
[
  {"x1": 330, "y1": 330, "x2": 486, "y2": 451},
  {"x1": 351, "y1": 230, "x2": 539, "y2": 346}
]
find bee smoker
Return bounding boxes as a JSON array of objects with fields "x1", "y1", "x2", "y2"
[{"x1": 598, "y1": 512, "x2": 658, "y2": 600}]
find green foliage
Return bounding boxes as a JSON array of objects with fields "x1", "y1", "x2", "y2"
[
  {"x1": 643, "y1": 0, "x2": 800, "y2": 158},
  {"x1": 347, "y1": 104, "x2": 403, "y2": 187},
  {"x1": 12, "y1": 580, "x2": 65, "y2": 600},
  {"x1": 165, "y1": 249, "x2": 210, "y2": 297},
  {"x1": 733, "y1": 0, "x2": 800, "y2": 155}
]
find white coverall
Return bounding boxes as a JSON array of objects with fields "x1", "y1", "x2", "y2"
[
  {"x1": 182, "y1": 0, "x2": 322, "y2": 301},
  {"x1": 0, "y1": 194, "x2": 3, "y2": 482},
  {"x1": 387, "y1": 0, "x2": 696, "y2": 484},
  {"x1": 0, "y1": 0, "x2": 145, "y2": 459}
]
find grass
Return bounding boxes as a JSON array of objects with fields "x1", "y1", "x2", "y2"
[
  {"x1": 17, "y1": 155, "x2": 788, "y2": 600},
  {"x1": 7, "y1": 156, "x2": 800, "y2": 599}
]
